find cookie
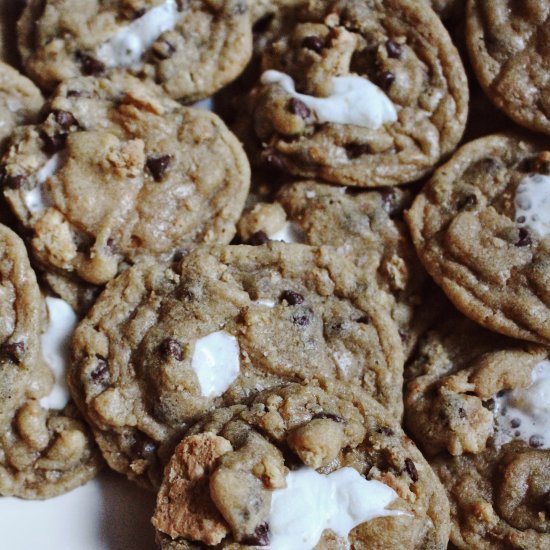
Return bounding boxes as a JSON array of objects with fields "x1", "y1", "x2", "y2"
[
  {"x1": 152, "y1": 381, "x2": 450, "y2": 549},
  {"x1": 0, "y1": 223, "x2": 101, "y2": 498},
  {"x1": 407, "y1": 134, "x2": 550, "y2": 345},
  {"x1": 1, "y1": 74, "x2": 250, "y2": 308},
  {"x1": 237, "y1": 180, "x2": 441, "y2": 357},
  {"x1": 17, "y1": 0, "x2": 252, "y2": 102},
  {"x1": 0, "y1": 62, "x2": 44, "y2": 153},
  {"x1": 237, "y1": 0, "x2": 468, "y2": 187},
  {"x1": 69, "y1": 243, "x2": 405, "y2": 488},
  {"x1": 405, "y1": 306, "x2": 550, "y2": 548},
  {"x1": 466, "y1": 0, "x2": 550, "y2": 136}
]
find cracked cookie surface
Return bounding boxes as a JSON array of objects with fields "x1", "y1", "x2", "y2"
[{"x1": 69, "y1": 243, "x2": 404, "y2": 488}]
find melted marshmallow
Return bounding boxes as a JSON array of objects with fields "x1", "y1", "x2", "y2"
[
  {"x1": 39, "y1": 297, "x2": 78, "y2": 410},
  {"x1": 96, "y1": 0, "x2": 180, "y2": 68},
  {"x1": 269, "y1": 221, "x2": 306, "y2": 244},
  {"x1": 515, "y1": 174, "x2": 550, "y2": 237},
  {"x1": 253, "y1": 299, "x2": 276, "y2": 308},
  {"x1": 25, "y1": 153, "x2": 62, "y2": 214},
  {"x1": 261, "y1": 70, "x2": 397, "y2": 129},
  {"x1": 494, "y1": 360, "x2": 550, "y2": 449},
  {"x1": 191, "y1": 331, "x2": 240, "y2": 397},
  {"x1": 268, "y1": 467, "x2": 402, "y2": 550}
]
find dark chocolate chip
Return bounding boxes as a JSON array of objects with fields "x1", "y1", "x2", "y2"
[
  {"x1": 482, "y1": 398, "x2": 495, "y2": 411},
  {"x1": 385, "y1": 39, "x2": 402, "y2": 59},
  {"x1": 510, "y1": 418, "x2": 521, "y2": 428},
  {"x1": 313, "y1": 412, "x2": 345, "y2": 423},
  {"x1": 130, "y1": 432, "x2": 157, "y2": 459},
  {"x1": 133, "y1": 8, "x2": 146, "y2": 18},
  {"x1": 55, "y1": 110, "x2": 78, "y2": 129},
  {"x1": 159, "y1": 338, "x2": 184, "y2": 361},
  {"x1": 252, "y1": 13, "x2": 274, "y2": 34},
  {"x1": 404, "y1": 457, "x2": 419, "y2": 482},
  {"x1": 302, "y1": 35, "x2": 325, "y2": 53},
  {"x1": 516, "y1": 227, "x2": 532, "y2": 247},
  {"x1": 292, "y1": 308, "x2": 312, "y2": 327},
  {"x1": 378, "y1": 71, "x2": 395, "y2": 90},
  {"x1": 241, "y1": 523, "x2": 269, "y2": 546},
  {"x1": 146, "y1": 155, "x2": 172, "y2": 182},
  {"x1": 78, "y1": 53, "x2": 105, "y2": 76},
  {"x1": 5, "y1": 174, "x2": 26, "y2": 189},
  {"x1": 90, "y1": 360, "x2": 110, "y2": 385},
  {"x1": 529, "y1": 434, "x2": 544, "y2": 448},
  {"x1": 516, "y1": 216, "x2": 526, "y2": 223},
  {"x1": 458, "y1": 407, "x2": 466, "y2": 419},
  {"x1": 246, "y1": 231, "x2": 270, "y2": 246},
  {"x1": 287, "y1": 98, "x2": 311, "y2": 120},
  {"x1": 67, "y1": 90, "x2": 83, "y2": 98},
  {"x1": 457, "y1": 194, "x2": 477, "y2": 210},
  {"x1": 41, "y1": 132, "x2": 67, "y2": 154},
  {"x1": 496, "y1": 390, "x2": 506, "y2": 398},
  {"x1": 356, "y1": 314, "x2": 370, "y2": 324},
  {"x1": 0, "y1": 342, "x2": 25, "y2": 363},
  {"x1": 376, "y1": 426, "x2": 394, "y2": 436},
  {"x1": 345, "y1": 142, "x2": 371, "y2": 159},
  {"x1": 280, "y1": 290, "x2": 304, "y2": 305}
]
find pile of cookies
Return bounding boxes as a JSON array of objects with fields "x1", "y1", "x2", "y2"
[{"x1": 0, "y1": 1, "x2": 548, "y2": 548}]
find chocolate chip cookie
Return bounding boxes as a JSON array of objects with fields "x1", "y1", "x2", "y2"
[
  {"x1": 407, "y1": 134, "x2": 550, "y2": 345},
  {"x1": 238, "y1": 0, "x2": 468, "y2": 187},
  {"x1": 1, "y1": 74, "x2": 250, "y2": 310},
  {"x1": 0, "y1": 62, "x2": 43, "y2": 153},
  {"x1": 237, "y1": 180, "x2": 441, "y2": 357},
  {"x1": 405, "y1": 304, "x2": 550, "y2": 548},
  {"x1": 70, "y1": 243, "x2": 404, "y2": 488},
  {"x1": 17, "y1": 0, "x2": 252, "y2": 102},
  {"x1": 153, "y1": 381, "x2": 451, "y2": 549},
  {"x1": 0, "y1": 223, "x2": 101, "y2": 498},
  {"x1": 466, "y1": 0, "x2": 550, "y2": 135}
]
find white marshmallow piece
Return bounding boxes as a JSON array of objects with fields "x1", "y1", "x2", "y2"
[
  {"x1": 25, "y1": 153, "x2": 62, "y2": 214},
  {"x1": 261, "y1": 70, "x2": 398, "y2": 129},
  {"x1": 268, "y1": 467, "x2": 403, "y2": 550},
  {"x1": 269, "y1": 221, "x2": 306, "y2": 244},
  {"x1": 96, "y1": 0, "x2": 181, "y2": 68},
  {"x1": 191, "y1": 331, "x2": 240, "y2": 397},
  {"x1": 515, "y1": 173, "x2": 550, "y2": 238},
  {"x1": 39, "y1": 297, "x2": 78, "y2": 410},
  {"x1": 494, "y1": 359, "x2": 550, "y2": 449}
]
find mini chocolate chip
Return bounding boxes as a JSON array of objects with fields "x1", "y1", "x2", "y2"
[
  {"x1": 404, "y1": 457, "x2": 419, "y2": 482},
  {"x1": 78, "y1": 53, "x2": 105, "y2": 76},
  {"x1": 378, "y1": 71, "x2": 395, "y2": 90},
  {"x1": 130, "y1": 433, "x2": 157, "y2": 459},
  {"x1": 516, "y1": 216, "x2": 526, "y2": 223},
  {"x1": 90, "y1": 360, "x2": 110, "y2": 385},
  {"x1": 496, "y1": 390, "x2": 506, "y2": 398},
  {"x1": 152, "y1": 39, "x2": 176, "y2": 60},
  {"x1": 356, "y1": 314, "x2": 370, "y2": 324},
  {"x1": 5, "y1": 174, "x2": 26, "y2": 189},
  {"x1": 246, "y1": 231, "x2": 270, "y2": 246},
  {"x1": 292, "y1": 308, "x2": 312, "y2": 327},
  {"x1": 377, "y1": 426, "x2": 394, "y2": 436},
  {"x1": 458, "y1": 407, "x2": 466, "y2": 418},
  {"x1": 313, "y1": 412, "x2": 345, "y2": 423},
  {"x1": 67, "y1": 90, "x2": 83, "y2": 98},
  {"x1": 146, "y1": 155, "x2": 172, "y2": 182},
  {"x1": 55, "y1": 110, "x2": 77, "y2": 129},
  {"x1": 516, "y1": 227, "x2": 532, "y2": 247},
  {"x1": 345, "y1": 142, "x2": 371, "y2": 159},
  {"x1": 514, "y1": 430, "x2": 521, "y2": 437},
  {"x1": 241, "y1": 523, "x2": 269, "y2": 546},
  {"x1": 457, "y1": 194, "x2": 477, "y2": 210},
  {"x1": 510, "y1": 418, "x2": 521, "y2": 428},
  {"x1": 482, "y1": 398, "x2": 495, "y2": 411},
  {"x1": 386, "y1": 39, "x2": 402, "y2": 59},
  {"x1": 106, "y1": 238, "x2": 117, "y2": 253},
  {"x1": 529, "y1": 434, "x2": 544, "y2": 448},
  {"x1": 287, "y1": 98, "x2": 311, "y2": 119},
  {"x1": 302, "y1": 35, "x2": 325, "y2": 53},
  {"x1": 0, "y1": 342, "x2": 25, "y2": 363},
  {"x1": 41, "y1": 132, "x2": 67, "y2": 154},
  {"x1": 280, "y1": 290, "x2": 304, "y2": 305},
  {"x1": 159, "y1": 338, "x2": 184, "y2": 361}
]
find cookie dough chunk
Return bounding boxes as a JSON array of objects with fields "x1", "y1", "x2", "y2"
[
  {"x1": 0, "y1": 62, "x2": 43, "y2": 152},
  {"x1": 237, "y1": 181, "x2": 439, "y2": 357},
  {"x1": 70, "y1": 243, "x2": 404, "y2": 488},
  {"x1": 17, "y1": 0, "x2": 252, "y2": 102},
  {"x1": 153, "y1": 382, "x2": 451, "y2": 549},
  {"x1": 242, "y1": 0, "x2": 468, "y2": 187},
  {"x1": 2, "y1": 74, "x2": 250, "y2": 306},
  {"x1": 407, "y1": 134, "x2": 550, "y2": 345},
  {"x1": 0, "y1": 224, "x2": 101, "y2": 498},
  {"x1": 406, "y1": 305, "x2": 550, "y2": 548},
  {"x1": 466, "y1": 0, "x2": 550, "y2": 135}
]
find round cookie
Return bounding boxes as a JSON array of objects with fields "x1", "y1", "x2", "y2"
[
  {"x1": 0, "y1": 223, "x2": 101, "y2": 498},
  {"x1": 1, "y1": 74, "x2": 250, "y2": 309},
  {"x1": 152, "y1": 382, "x2": 451, "y2": 549},
  {"x1": 69, "y1": 243, "x2": 405, "y2": 488},
  {"x1": 407, "y1": 134, "x2": 550, "y2": 345},
  {"x1": 238, "y1": 0, "x2": 468, "y2": 187},
  {"x1": 466, "y1": 0, "x2": 550, "y2": 136},
  {"x1": 237, "y1": 180, "x2": 441, "y2": 357},
  {"x1": 17, "y1": 0, "x2": 252, "y2": 102},
  {"x1": 0, "y1": 62, "x2": 44, "y2": 152},
  {"x1": 404, "y1": 307, "x2": 550, "y2": 548}
]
